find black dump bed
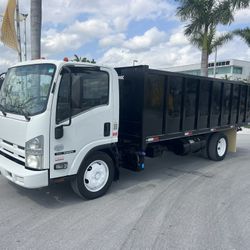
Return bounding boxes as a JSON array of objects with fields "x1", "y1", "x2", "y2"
[{"x1": 115, "y1": 65, "x2": 250, "y2": 150}]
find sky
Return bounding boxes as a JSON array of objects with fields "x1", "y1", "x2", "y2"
[{"x1": 0, "y1": 0, "x2": 250, "y2": 73}]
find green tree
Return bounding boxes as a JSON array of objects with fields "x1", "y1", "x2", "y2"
[
  {"x1": 231, "y1": 0, "x2": 250, "y2": 8},
  {"x1": 73, "y1": 55, "x2": 96, "y2": 64},
  {"x1": 176, "y1": 0, "x2": 233, "y2": 77},
  {"x1": 189, "y1": 25, "x2": 233, "y2": 62},
  {"x1": 232, "y1": 1, "x2": 250, "y2": 58},
  {"x1": 233, "y1": 28, "x2": 250, "y2": 46},
  {"x1": 176, "y1": 0, "x2": 250, "y2": 77}
]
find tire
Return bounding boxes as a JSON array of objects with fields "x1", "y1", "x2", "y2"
[
  {"x1": 207, "y1": 133, "x2": 228, "y2": 161},
  {"x1": 71, "y1": 151, "x2": 114, "y2": 199}
]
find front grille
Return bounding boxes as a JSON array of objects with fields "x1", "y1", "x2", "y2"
[
  {"x1": 0, "y1": 151, "x2": 25, "y2": 166},
  {"x1": 4, "y1": 148, "x2": 14, "y2": 154},
  {"x1": 18, "y1": 145, "x2": 25, "y2": 150},
  {"x1": 3, "y1": 140, "x2": 13, "y2": 146},
  {"x1": 0, "y1": 138, "x2": 25, "y2": 164}
]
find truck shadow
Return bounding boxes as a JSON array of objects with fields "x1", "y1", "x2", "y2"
[
  {"x1": 9, "y1": 147, "x2": 248, "y2": 208},
  {"x1": 10, "y1": 181, "x2": 81, "y2": 208}
]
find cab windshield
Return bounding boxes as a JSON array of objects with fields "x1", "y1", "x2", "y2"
[{"x1": 0, "y1": 64, "x2": 56, "y2": 116}]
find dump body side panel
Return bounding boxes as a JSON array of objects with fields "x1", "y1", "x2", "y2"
[{"x1": 115, "y1": 66, "x2": 250, "y2": 151}]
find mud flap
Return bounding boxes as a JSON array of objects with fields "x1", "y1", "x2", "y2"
[{"x1": 223, "y1": 128, "x2": 237, "y2": 153}]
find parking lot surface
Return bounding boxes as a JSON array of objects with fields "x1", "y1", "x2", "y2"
[{"x1": 1, "y1": 133, "x2": 250, "y2": 250}]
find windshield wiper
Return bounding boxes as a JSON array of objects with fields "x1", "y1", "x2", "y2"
[
  {"x1": 17, "y1": 106, "x2": 31, "y2": 121},
  {"x1": 0, "y1": 104, "x2": 6, "y2": 116}
]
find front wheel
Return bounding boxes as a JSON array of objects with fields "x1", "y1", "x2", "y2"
[
  {"x1": 71, "y1": 152, "x2": 114, "y2": 199},
  {"x1": 207, "y1": 133, "x2": 228, "y2": 161}
]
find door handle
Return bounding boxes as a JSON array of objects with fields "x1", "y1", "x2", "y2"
[{"x1": 104, "y1": 122, "x2": 111, "y2": 137}]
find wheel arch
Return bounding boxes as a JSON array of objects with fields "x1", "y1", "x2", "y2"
[{"x1": 69, "y1": 143, "x2": 119, "y2": 180}]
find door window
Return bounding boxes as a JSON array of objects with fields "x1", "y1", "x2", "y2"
[{"x1": 56, "y1": 68, "x2": 109, "y2": 123}]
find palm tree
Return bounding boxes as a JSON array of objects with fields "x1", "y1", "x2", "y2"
[
  {"x1": 30, "y1": 0, "x2": 42, "y2": 59},
  {"x1": 176, "y1": 0, "x2": 250, "y2": 77},
  {"x1": 189, "y1": 25, "x2": 233, "y2": 61},
  {"x1": 231, "y1": 1, "x2": 250, "y2": 55},
  {"x1": 233, "y1": 28, "x2": 250, "y2": 46},
  {"x1": 176, "y1": 0, "x2": 233, "y2": 76},
  {"x1": 73, "y1": 55, "x2": 96, "y2": 64},
  {"x1": 231, "y1": 0, "x2": 250, "y2": 8}
]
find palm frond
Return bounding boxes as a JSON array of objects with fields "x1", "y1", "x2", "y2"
[
  {"x1": 184, "y1": 18, "x2": 203, "y2": 36},
  {"x1": 74, "y1": 54, "x2": 80, "y2": 62},
  {"x1": 207, "y1": 25, "x2": 216, "y2": 54},
  {"x1": 230, "y1": 0, "x2": 250, "y2": 9},
  {"x1": 176, "y1": 0, "x2": 205, "y2": 21},
  {"x1": 175, "y1": 0, "x2": 247, "y2": 76},
  {"x1": 233, "y1": 28, "x2": 250, "y2": 46},
  {"x1": 211, "y1": 1, "x2": 234, "y2": 25},
  {"x1": 189, "y1": 33, "x2": 203, "y2": 49},
  {"x1": 211, "y1": 33, "x2": 233, "y2": 51}
]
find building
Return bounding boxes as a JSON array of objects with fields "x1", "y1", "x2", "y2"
[{"x1": 164, "y1": 59, "x2": 250, "y2": 82}]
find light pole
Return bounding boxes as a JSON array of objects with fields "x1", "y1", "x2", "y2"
[
  {"x1": 16, "y1": 0, "x2": 22, "y2": 62},
  {"x1": 21, "y1": 13, "x2": 28, "y2": 61},
  {"x1": 213, "y1": 46, "x2": 217, "y2": 78}
]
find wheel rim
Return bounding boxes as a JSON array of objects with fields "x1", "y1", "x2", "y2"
[
  {"x1": 83, "y1": 160, "x2": 109, "y2": 192},
  {"x1": 217, "y1": 138, "x2": 227, "y2": 157}
]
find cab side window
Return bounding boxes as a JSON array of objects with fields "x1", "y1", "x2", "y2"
[
  {"x1": 56, "y1": 68, "x2": 109, "y2": 123},
  {"x1": 56, "y1": 72, "x2": 71, "y2": 123}
]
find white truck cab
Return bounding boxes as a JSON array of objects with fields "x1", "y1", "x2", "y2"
[{"x1": 0, "y1": 60, "x2": 119, "y2": 199}]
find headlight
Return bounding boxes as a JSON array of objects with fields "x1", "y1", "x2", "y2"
[{"x1": 25, "y1": 135, "x2": 44, "y2": 170}]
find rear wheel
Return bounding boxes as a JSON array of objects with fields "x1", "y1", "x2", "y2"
[
  {"x1": 207, "y1": 133, "x2": 228, "y2": 161},
  {"x1": 71, "y1": 152, "x2": 114, "y2": 199}
]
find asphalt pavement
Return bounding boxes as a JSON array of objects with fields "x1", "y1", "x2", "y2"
[{"x1": 1, "y1": 133, "x2": 250, "y2": 250}]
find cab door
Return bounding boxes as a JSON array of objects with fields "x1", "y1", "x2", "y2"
[{"x1": 50, "y1": 66, "x2": 114, "y2": 179}]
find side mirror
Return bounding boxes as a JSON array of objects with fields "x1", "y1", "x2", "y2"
[
  {"x1": 55, "y1": 126, "x2": 64, "y2": 139},
  {"x1": 0, "y1": 72, "x2": 6, "y2": 89}
]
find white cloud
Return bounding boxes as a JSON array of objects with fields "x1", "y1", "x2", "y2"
[
  {"x1": 128, "y1": 0, "x2": 174, "y2": 21},
  {"x1": 69, "y1": 19, "x2": 110, "y2": 36},
  {"x1": 215, "y1": 37, "x2": 250, "y2": 61},
  {"x1": 41, "y1": 30, "x2": 80, "y2": 54},
  {"x1": 0, "y1": 44, "x2": 19, "y2": 72},
  {"x1": 0, "y1": 59, "x2": 13, "y2": 73},
  {"x1": 112, "y1": 17, "x2": 129, "y2": 32},
  {"x1": 98, "y1": 27, "x2": 201, "y2": 69},
  {"x1": 98, "y1": 42, "x2": 201, "y2": 69},
  {"x1": 168, "y1": 28, "x2": 189, "y2": 46},
  {"x1": 0, "y1": 0, "x2": 250, "y2": 74},
  {"x1": 41, "y1": 19, "x2": 111, "y2": 55},
  {"x1": 234, "y1": 8, "x2": 250, "y2": 24},
  {"x1": 98, "y1": 22, "x2": 250, "y2": 70},
  {"x1": 99, "y1": 33, "x2": 126, "y2": 48},
  {"x1": 124, "y1": 27, "x2": 167, "y2": 51},
  {"x1": 40, "y1": 0, "x2": 175, "y2": 26}
]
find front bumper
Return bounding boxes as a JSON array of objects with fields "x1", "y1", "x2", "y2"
[{"x1": 0, "y1": 154, "x2": 48, "y2": 188}]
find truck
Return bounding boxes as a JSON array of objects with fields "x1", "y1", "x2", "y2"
[{"x1": 0, "y1": 60, "x2": 249, "y2": 199}]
